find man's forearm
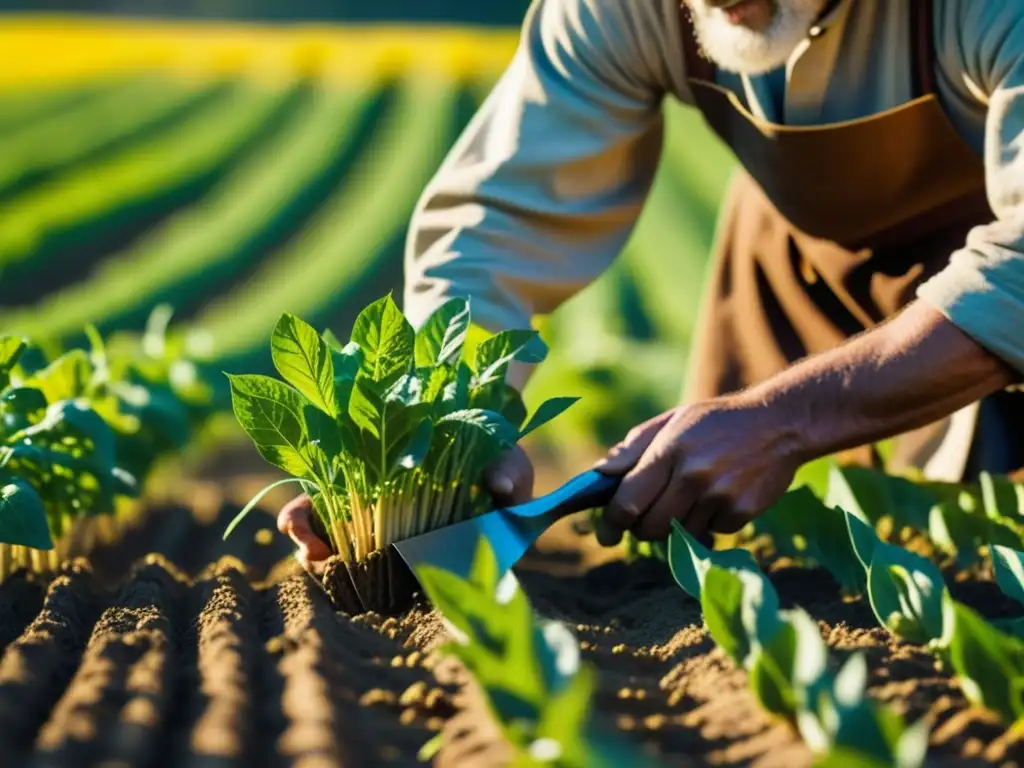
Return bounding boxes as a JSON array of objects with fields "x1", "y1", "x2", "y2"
[{"x1": 742, "y1": 300, "x2": 1019, "y2": 462}]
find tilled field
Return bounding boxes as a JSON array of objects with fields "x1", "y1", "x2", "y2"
[{"x1": 0, "y1": 500, "x2": 1020, "y2": 768}]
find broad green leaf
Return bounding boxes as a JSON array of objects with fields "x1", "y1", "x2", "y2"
[
  {"x1": 847, "y1": 512, "x2": 948, "y2": 643},
  {"x1": 702, "y1": 566, "x2": 782, "y2": 668},
  {"x1": 928, "y1": 499, "x2": 985, "y2": 568},
  {"x1": 423, "y1": 365, "x2": 452, "y2": 404},
  {"x1": 348, "y1": 377, "x2": 384, "y2": 440},
  {"x1": 0, "y1": 336, "x2": 26, "y2": 370},
  {"x1": 437, "y1": 409, "x2": 520, "y2": 449},
  {"x1": 332, "y1": 341, "x2": 363, "y2": 383},
  {"x1": 223, "y1": 477, "x2": 311, "y2": 541},
  {"x1": 414, "y1": 297, "x2": 471, "y2": 367},
  {"x1": 668, "y1": 520, "x2": 762, "y2": 600},
  {"x1": 304, "y1": 405, "x2": 342, "y2": 462},
  {"x1": 519, "y1": 397, "x2": 580, "y2": 439},
  {"x1": 981, "y1": 472, "x2": 1021, "y2": 520},
  {"x1": 351, "y1": 295, "x2": 415, "y2": 382},
  {"x1": 386, "y1": 370, "x2": 425, "y2": 406},
  {"x1": 395, "y1": 419, "x2": 434, "y2": 471},
  {"x1": 1, "y1": 387, "x2": 47, "y2": 433},
  {"x1": 0, "y1": 479, "x2": 53, "y2": 549},
  {"x1": 438, "y1": 362, "x2": 472, "y2": 416},
  {"x1": 812, "y1": 751, "x2": 889, "y2": 768},
  {"x1": 473, "y1": 329, "x2": 547, "y2": 389},
  {"x1": 757, "y1": 487, "x2": 866, "y2": 594},
  {"x1": 271, "y1": 313, "x2": 336, "y2": 417},
  {"x1": 991, "y1": 544, "x2": 1024, "y2": 607},
  {"x1": 946, "y1": 601, "x2": 1024, "y2": 723},
  {"x1": 826, "y1": 465, "x2": 893, "y2": 527},
  {"x1": 532, "y1": 664, "x2": 595, "y2": 768},
  {"x1": 226, "y1": 374, "x2": 324, "y2": 481},
  {"x1": 845, "y1": 510, "x2": 879, "y2": 569},
  {"x1": 28, "y1": 349, "x2": 93, "y2": 403}
]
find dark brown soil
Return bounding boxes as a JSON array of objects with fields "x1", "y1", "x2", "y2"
[{"x1": 0, "y1": 495, "x2": 1020, "y2": 767}]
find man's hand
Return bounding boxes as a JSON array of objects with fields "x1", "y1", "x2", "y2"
[
  {"x1": 594, "y1": 396, "x2": 803, "y2": 545},
  {"x1": 592, "y1": 301, "x2": 1017, "y2": 547},
  {"x1": 276, "y1": 445, "x2": 535, "y2": 573}
]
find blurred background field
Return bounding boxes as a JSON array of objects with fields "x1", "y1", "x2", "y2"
[{"x1": 0, "y1": 2, "x2": 736, "y2": 480}]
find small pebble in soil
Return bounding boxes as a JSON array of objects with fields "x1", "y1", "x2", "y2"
[
  {"x1": 424, "y1": 689, "x2": 445, "y2": 710},
  {"x1": 400, "y1": 682, "x2": 427, "y2": 707},
  {"x1": 406, "y1": 651, "x2": 422, "y2": 667},
  {"x1": 255, "y1": 529, "x2": 274, "y2": 546},
  {"x1": 360, "y1": 689, "x2": 397, "y2": 707},
  {"x1": 617, "y1": 715, "x2": 638, "y2": 731},
  {"x1": 426, "y1": 717, "x2": 445, "y2": 732},
  {"x1": 400, "y1": 708, "x2": 418, "y2": 726},
  {"x1": 643, "y1": 714, "x2": 667, "y2": 731},
  {"x1": 612, "y1": 644, "x2": 628, "y2": 655},
  {"x1": 390, "y1": 655, "x2": 405, "y2": 668}
]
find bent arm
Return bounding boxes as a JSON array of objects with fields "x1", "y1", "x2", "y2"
[
  {"x1": 744, "y1": 300, "x2": 1017, "y2": 463},
  {"x1": 403, "y1": 0, "x2": 682, "y2": 383}
]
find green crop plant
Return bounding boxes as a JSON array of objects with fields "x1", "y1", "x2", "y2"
[
  {"x1": 415, "y1": 537, "x2": 661, "y2": 767},
  {"x1": 668, "y1": 523, "x2": 929, "y2": 766},
  {"x1": 0, "y1": 335, "x2": 137, "y2": 577},
  {"x1": 759, "y1": 471, "x2": 1024, "y2": 727},
  {"x1": 17, "y1": 307, "x2": 216, "y2": 486},
  {"x1": 224, "y1": 295, "x2": 577, "y2": 610}
]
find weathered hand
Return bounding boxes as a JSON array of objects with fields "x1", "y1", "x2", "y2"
[
  {"x1": 593, "y1": 395, "x2": 805, "y2": 545},
  {"x1": 483, "y1": 444, "x2": 535, "y2": 506}
]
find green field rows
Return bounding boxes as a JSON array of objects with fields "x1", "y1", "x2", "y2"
[{"x1": 0, "y1": 60, "x2": 735, "y2": 456}]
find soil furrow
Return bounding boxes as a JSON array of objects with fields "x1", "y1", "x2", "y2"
[
  {"x1": 0, "y1": 560, "x2": 101, "y2": 764},
  {"x1": 0, "y1": 571, "x2": 46, "y2": 653},
  {"x1": 168, "y1": 557, "x2": 262, "y2": 768},
  {"x1": 30, "y1": 556, "x2": 186, "y2": 768}
]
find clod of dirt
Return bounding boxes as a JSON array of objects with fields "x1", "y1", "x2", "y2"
[{"x1": 318, "y1": 547, "x2": 420, "y2": 615}]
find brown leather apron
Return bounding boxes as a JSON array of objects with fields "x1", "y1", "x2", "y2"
[{"x1": 677, "y1": 1, "x2": 1022, "y2": 478}]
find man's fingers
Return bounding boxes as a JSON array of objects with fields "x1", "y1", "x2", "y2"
[
  {"x1": 595, "y1": 411, "x2": 675, "y2": 475},
  {"x1": 634, "y1": 471, "x2": 702, "y2": 541},
  {"x1": 602, "y1": 450, "x2": 673, "y2": 534},
  {"x1": 277, "y1": 494, "x2": 332, "y2": 564},
  {"x1": 485, "y1": 445, "x2": 535, "y2": 506}
]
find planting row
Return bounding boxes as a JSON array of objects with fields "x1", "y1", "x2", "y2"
[{"x1": 0, "y1": 308, "x2": 217, "y2": 577}]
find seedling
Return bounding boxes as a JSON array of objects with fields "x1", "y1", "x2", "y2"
[{"x1": 225, "y1": 295, "x2": 577, "y2": 611}]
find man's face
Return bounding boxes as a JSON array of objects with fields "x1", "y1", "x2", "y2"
[{"x1": 683, "y1": 0, "x2": 828, "y2": 76}]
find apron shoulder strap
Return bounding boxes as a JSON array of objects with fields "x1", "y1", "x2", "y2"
[{"x1": 910, "y1": 0, "x2": 937, "y2": 96}]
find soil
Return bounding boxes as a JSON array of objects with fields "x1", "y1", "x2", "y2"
[{"x1": 0, "y1": 482, "x2": 1021, "y2": 767}]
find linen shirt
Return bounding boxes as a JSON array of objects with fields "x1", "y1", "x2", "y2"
[{"x1": 403, "y1": 0, "x2": 1024, "y2": 377}]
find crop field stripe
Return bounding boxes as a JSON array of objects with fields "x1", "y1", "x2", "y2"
[
  {"x1": 0, "y1": 77, "x2": 301, "y2": 273},
  {"x1": 192, "y1": 76, "x2": 459, "y2": 360},
  {"x1": 0, "y1": 81, "x2": 114, "y2": 138},
  {"x1": 0, "y1": 17, "x2": 521, "y2": 86},
  {"x1": 0, "y1": 74, "x2": 228, "y2": 201},
  {"x1": 0, "y1": 84, "x2": 376, "y2": 341}
]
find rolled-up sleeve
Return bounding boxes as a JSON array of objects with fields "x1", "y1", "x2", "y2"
[
  {"x1": 402, "y1": 0, "x2": 678, "y2": 335},
  {"x1": 917, "y1": 3, "x2": 1024, "y2": 374}
]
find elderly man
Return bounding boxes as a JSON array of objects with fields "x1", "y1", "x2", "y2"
[{"x1": 280, "y1": 0, "x2": 1024, "y2": 563}]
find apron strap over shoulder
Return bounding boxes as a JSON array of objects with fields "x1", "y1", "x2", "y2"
[{"x1": 910, "y1": 0, "x2": 937, "y2": 97}]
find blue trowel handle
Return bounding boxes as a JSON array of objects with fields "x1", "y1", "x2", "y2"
[{"x1": 503, "y1": 469, "x2": 622, "y2": 535}]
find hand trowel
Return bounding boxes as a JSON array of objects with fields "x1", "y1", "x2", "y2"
[{"x1": 392, "y1": 469, "x2": 621, "y2": 582}]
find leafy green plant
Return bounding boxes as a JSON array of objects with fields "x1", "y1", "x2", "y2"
[
  {"x1": 944, "y1": 601, "x2": 1024, "y2": 724},
  {"x1": 667, "y1": 524, "x2": 927, "y2": 765},
  {"x1": 0, "y1": 334, "x2": 137, "y2": 576},
  {"x1": 16, "y1": 307, "x2": 216, "y2": 485},
  {"x1": 415, "y1": 537, "x2": 658, "y2": 767},
  {"x1": 225, "y1": 295, "x2": 576, "y2": 567},
  {"x1": 844, "y1": 511, "x2": 950, "y2": 645},
  {"x1": 992, "y1": 544, "x2": 1024, "y2": 608},
  {"x1": 753, "y1": 486, "x2": 866, "y2": 594}
]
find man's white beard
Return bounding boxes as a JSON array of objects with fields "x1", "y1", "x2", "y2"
[{"x1": 687, "y1": 0, "x2": 825, "y2": 76}]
